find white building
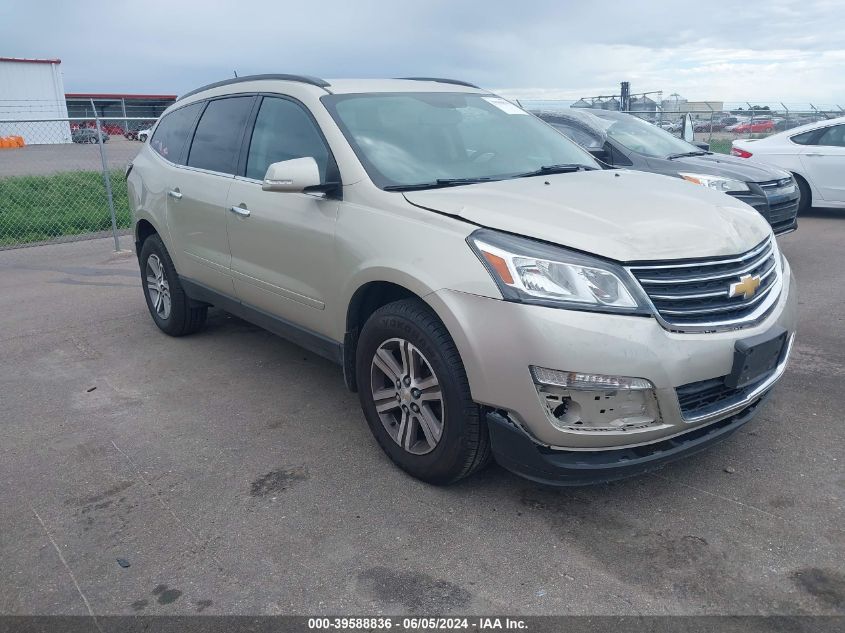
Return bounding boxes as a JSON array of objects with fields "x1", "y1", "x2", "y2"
[{"x1": 0, "y1": 57, "x2": 71, "y2": 144}]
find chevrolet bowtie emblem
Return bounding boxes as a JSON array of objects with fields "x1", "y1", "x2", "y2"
[{"x1": 729, "y1": 274, "x2": 761, "y2": 300}]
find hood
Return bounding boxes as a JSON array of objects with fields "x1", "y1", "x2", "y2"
[
  {"x1": 647, "y1": 152, "x2": 791, "y2": 182},
  {"x1": 403, "y1": 169, "x2": 771, "y2": 262}
]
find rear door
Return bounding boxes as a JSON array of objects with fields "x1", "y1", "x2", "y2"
[
  {"x1": 165, "y1": 96, "x2": 255, "y2": 293},
  {"x1": 225, "y1": 95, "x2": 340, "y2": 338},
  {"x1": 799, "y1": 124, "x2": 845, "y2": 204}
]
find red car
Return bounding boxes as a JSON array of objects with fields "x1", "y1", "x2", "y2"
[
  {"x1": 730, "y1": 120, "x2": 774, "y2": 134},
  {"x1": 101, "y1": 123, "x2": 125, "y2": 135}
]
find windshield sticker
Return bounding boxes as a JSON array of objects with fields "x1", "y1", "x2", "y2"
[{"x1": 483, "y1": 97, "x2": 528, "y2": 115}]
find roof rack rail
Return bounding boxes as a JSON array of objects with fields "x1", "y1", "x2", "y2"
[
  {"x1": 178, "y1": 74, "x2": 330, "y2": 101},
  {"x1": 398, "y1": 77, "x2": 480, "y2": 89}
]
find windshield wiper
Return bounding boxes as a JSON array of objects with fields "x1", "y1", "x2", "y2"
[
  {"x1": 511, "y1": 163, "x2": 597, "y2": 178},
  {"x1": 666, "y1": 151, "x2": 711, "y2": 160},
  {"x1": 383, "y1": 177, "x2": 500, "y2": 192}
]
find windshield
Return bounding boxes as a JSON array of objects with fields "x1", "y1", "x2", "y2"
[
  {"x1": 321, "y1": 92, "x2": 599, "y2": 189},
  {"x1": 594, "y1": 113, "x2": 704, "y2": 158}
]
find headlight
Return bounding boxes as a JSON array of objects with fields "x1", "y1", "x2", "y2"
[
  {"x1": 678, "y1": 172, "x2": 750, "y2": 193},
  {"x1": 467, "y1": 229, "x2": 651, "y2": 314}
]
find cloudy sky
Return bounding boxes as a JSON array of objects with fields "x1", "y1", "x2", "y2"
[{"x1": 2, "y1": 0, "x2": 844, "y2": 106}]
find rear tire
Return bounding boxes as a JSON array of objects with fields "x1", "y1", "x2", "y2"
[
  {"x1": 795, "y1": 175, "x2": 812, "y2": 215},
  {"x1": 138, "y1": 234, "x2": 207, "y2": 336},
  {"x1": 356, "y1": 298, "x2": 491, "y2": 485}
]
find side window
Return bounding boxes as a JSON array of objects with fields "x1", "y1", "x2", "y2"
[
  {"x1": 245, "y1": 97, "x2": 330, "y2": 181},
  {"x1": 149, "y1": 102, "x2": 202, "y2": 164},
  {"x1": 790, "y1": 130, "x2": 818, "y2": 145},
  {"x1": 548, "y1": 122, "x2": 603, "y2": 150},
  {"x1": 814, "y1": 124, "x2": 845, "y2": 147},
  {"x1": 187, "y1": 96, "x2": 254, "y2": 174}
]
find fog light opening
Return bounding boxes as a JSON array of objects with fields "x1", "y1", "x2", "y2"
[
  {"x1": 532, "y1": 367, "x2": 662, "y2": 433},
  {"x1": 548, "y1": 396, "x2": 583, "y2": 425}
]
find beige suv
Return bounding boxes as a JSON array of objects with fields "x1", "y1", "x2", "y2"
[{"x1": 127, "y1": 75, "x2": 797, "y2": 485}]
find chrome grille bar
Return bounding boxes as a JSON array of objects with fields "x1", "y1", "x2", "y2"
[
  {"x1": 627, "y1": 237, "x2": 783, "y2": 332},
  {"x1": 633, "y1": 250, "x2": 774, "y2": 284},
  {"x1": 630, "y1": 237, "x2": 770, "y2": 270}
]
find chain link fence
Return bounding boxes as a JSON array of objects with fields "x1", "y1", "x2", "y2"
[{"x1": 0, "y1": 116, "x2": 154, "y2": 250}]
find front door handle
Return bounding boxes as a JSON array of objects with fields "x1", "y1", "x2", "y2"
[
  {"x1": 229, "y1": 205, "x2": 250, "y2": 218},
  {"x1": 167, "y1": 189, "x2": 182, "y2": 199},
  {"x1": 804, "y1": 153, "x2": 825, "y2": 157}
]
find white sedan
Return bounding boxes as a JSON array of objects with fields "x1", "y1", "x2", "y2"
[{"x1": 732, "y1": 116, "x2": 845, "y2": 212}]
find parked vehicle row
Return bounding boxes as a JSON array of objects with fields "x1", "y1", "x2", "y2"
[
  {"x1": 732, "y1": 116, "x2": 845, "y2": 212},
  {"x1": 656, "y1": 114, "x2": 829, "y2": 137},
  {"x1": 536, "y1": 108, "x2": 799, "y2": 234},
  {"x1": 68, "y1": 120, "x2": 157, "y2": 141},
  {"x1": 71, "y1": 121, "x2": 125, "y2": 135},
  {"x1": 128, "y1": 76, "x2": 796, "y2": 487}
]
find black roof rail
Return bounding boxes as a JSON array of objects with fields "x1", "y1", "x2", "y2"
[
  {"x1": 398, "y1": 77, "x2": 480, "y2": 89},
  {"x1": 177, "y1": 74, "x2": 330, "y2": 101}
]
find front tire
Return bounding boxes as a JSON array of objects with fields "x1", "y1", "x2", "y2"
[
  {"x1": 139, "y1": 234, "x2": 207, "y2": 336},
  {"x1": 356, "y1": 299, "x2": 490, "y2": 485}
]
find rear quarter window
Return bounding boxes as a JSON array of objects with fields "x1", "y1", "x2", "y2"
[
  {"x1": 790, "y1": 130, "x2": 819, "y2": 145},
  {"x1": 149, "y1": 103, "x2": 203, "y2": 164}
]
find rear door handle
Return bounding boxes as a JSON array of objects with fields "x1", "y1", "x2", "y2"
[
  {"x1": 804, "y1": 153, "x2": 825, "y2": 157},
  {"x1": 167, "y1": 189, "x2": 182, "y2": 199},
  {"x1": 229, "y1": 205, "x2": 250, "y2": 218}
]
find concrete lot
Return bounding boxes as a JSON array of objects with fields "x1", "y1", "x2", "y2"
[{"x1": 0, "y1": 212, "x2": 843, "y2": 617}]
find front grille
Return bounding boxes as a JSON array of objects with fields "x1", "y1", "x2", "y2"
[
  {"x1": 677, "y1": 374, "x2": 770, "y2": 420},
  {"x1": 757, "y1": 178, "x2": 799, "y2": 234},
  {"x1": 628, "y1": 237, "x2": 782, "y2": 332}
]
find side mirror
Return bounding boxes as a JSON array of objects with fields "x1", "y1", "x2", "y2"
[
  {"x1": 262, "y1": 157, "x2": 322, "y2": 193},
  {"x1": 682, "y1": 113, "x2": 695, "y2": 142},
  {"x1": 692, "y1": 141, "x2": 710, "y2": 151}
]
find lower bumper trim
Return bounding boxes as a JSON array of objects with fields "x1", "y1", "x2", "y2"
[{"x1": 488, "y1": 392, "x2": 771, "y2": 486}]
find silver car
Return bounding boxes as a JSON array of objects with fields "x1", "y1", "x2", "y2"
[{"x1": 127, "y1": 75, "x2": 797, "y2": 485}]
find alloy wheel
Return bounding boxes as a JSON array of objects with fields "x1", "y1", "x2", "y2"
[
  {"x1": 370, "y1": 337, "x2": 444, "y2": 455},
  {"x1": 145, "y1": 254, "x2": 171, "y2": 320}
]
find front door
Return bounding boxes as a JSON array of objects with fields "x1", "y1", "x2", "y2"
[{"x1": 225, "y1": 95, "x2": 340, "y2": 338}]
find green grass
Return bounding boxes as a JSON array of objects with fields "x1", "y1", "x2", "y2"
[
  {"x1": 0, "y1": 170, "x2": 131, "y2": 246},
  {"x1": 707, "y1": 138, "x2": 732, "y2": 155}
]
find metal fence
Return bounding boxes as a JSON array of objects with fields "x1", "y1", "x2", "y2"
[{"x1": 0, "y1": 116, "x2": 153, "y2": 250}]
